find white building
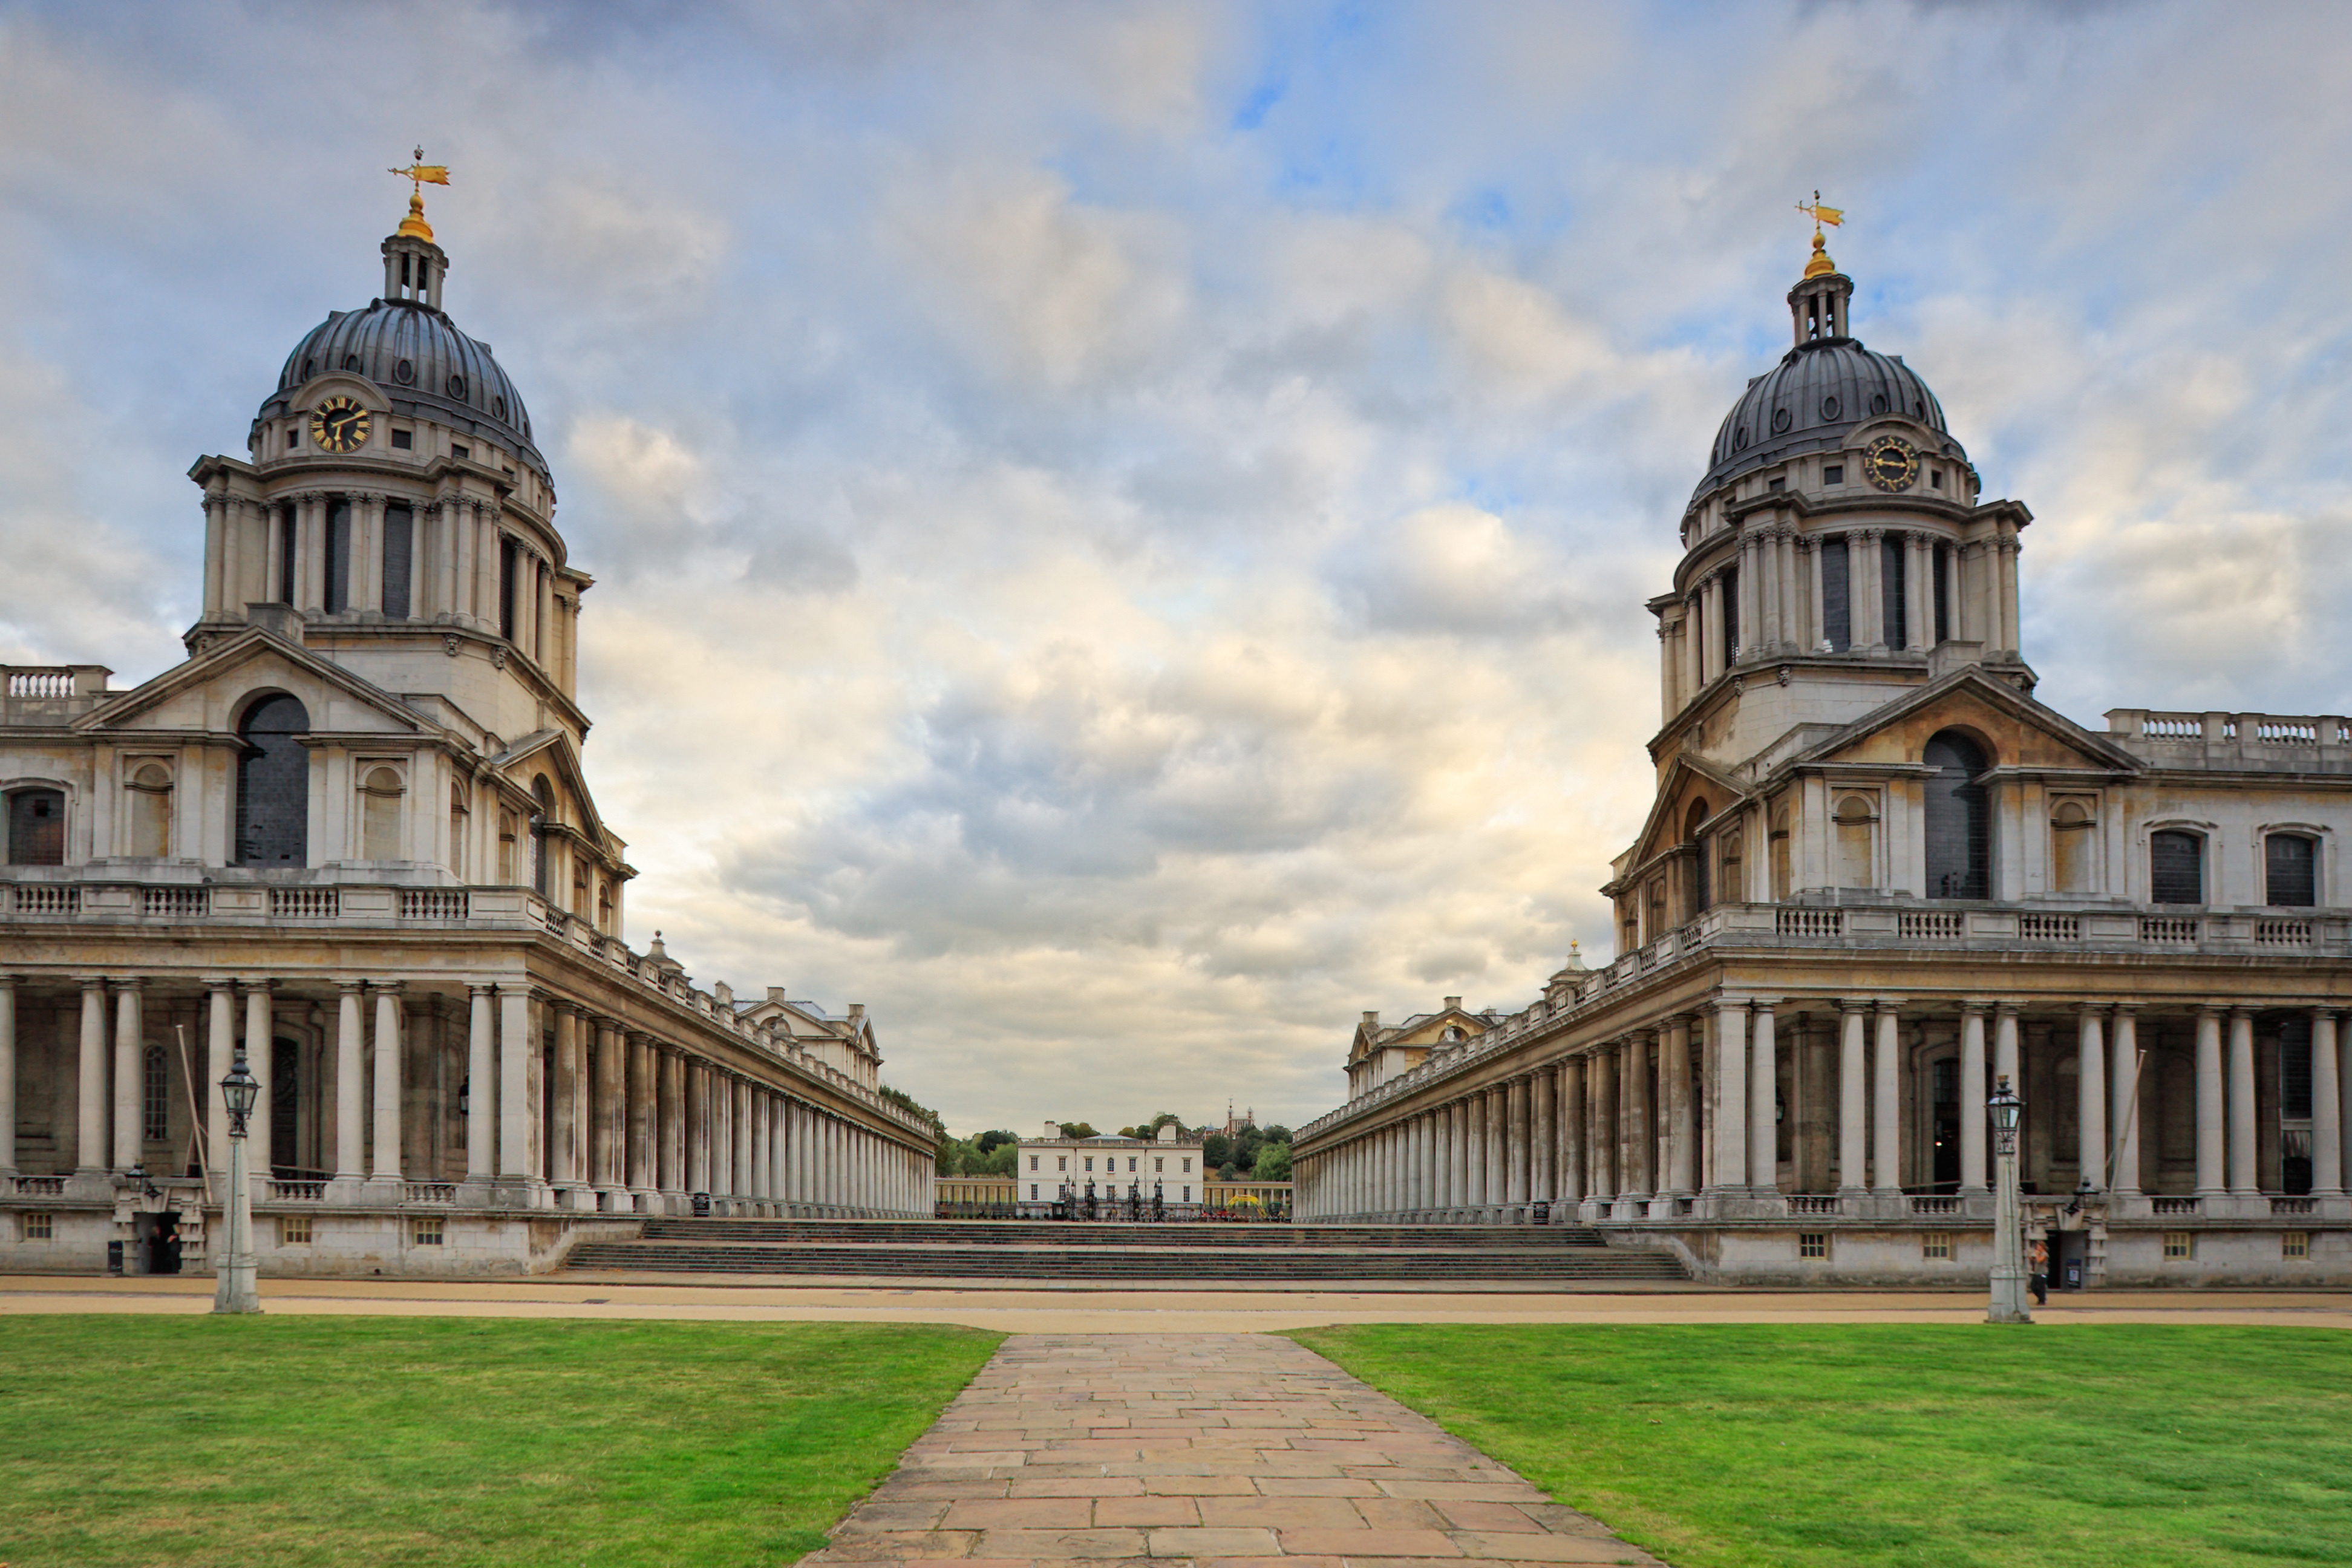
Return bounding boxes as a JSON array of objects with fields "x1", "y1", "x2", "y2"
[
  {"x1": 1017, "y1": 1123, "x2": 1205, "y2": 1217},
  {"x1": 0, "y1": 188, "x2": 936, "y2": 1276},
  {"x1": 1295, "y1": 234, "x2": 2352, "y2": 1287}
]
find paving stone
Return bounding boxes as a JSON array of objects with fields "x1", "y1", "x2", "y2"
[{"x1": 802, "y1": 1333, "x2": 1656, "y2": 1567}]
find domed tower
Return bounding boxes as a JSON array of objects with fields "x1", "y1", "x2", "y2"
[
  {"x1": 1647, "y1": 232, "x2": 2033, "y2": 779},
  {"x1": 186, "y1": 183, "x2": 590, "y2": 753}
]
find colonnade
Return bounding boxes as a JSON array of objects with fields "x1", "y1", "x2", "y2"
[
  {"x1": 1296, "y1": 998, "x2": 2351, "y2": 1221},
  {"x1": 0, "y1": 975, "x2": 929, "y2": 1217}
]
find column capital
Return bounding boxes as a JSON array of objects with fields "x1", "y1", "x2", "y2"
[
  {"x1": 2314, "y1": 1007, "x2": 2341, "y2": 1022},
  {"x1": 2110, "y1": 1001, "x2": 2141, "y2": 1015},
  {"x1": 1872, "y1": 997, "x2": 1906, "y2": 1016},
  {"x1": 368, "y1": 978, "x2": 405, "y2": 995},
  {"x1": 467, "y1": 981, "x2": 498, "y2": 999},
  {"x1": 2227, "y1": 1004, "x2": 2256, "y2": 1020},
  {"x1": 1993, "y1": 999, "x2": 2022, "y2": 1018},
  {"x1": 335, "y1": 978, "x2": 367, "y2": 995},
  {"x1": 2195, "y1": 1002, "x2": 2226, "y2": 1018},
  {"x1": 2077, "y1": 1000, "x2": 2107, "y2": 1017},
  {"x1": 1957, "y1": 999, "x2": 1991, "y2": 1016}
]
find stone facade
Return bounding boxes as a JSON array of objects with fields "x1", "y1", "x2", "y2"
[
  {"x1": 0, "y1": 196, "x2": 936, "y2": 1277},
  {"x1": 1017, "y1": 1123, "x2": 1207, "y2": 1217},
  {"x1": 1292, "y1": 242, "x2": 2351, "y2": 1288}
]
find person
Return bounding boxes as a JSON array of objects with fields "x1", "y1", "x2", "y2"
[{"x1": 2027, "y1": 1237, "x2": 2049, "y2": 1306}]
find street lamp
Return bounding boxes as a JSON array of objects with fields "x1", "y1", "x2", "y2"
[
  {"x1": 214, "y1": 1049, "x2": 262, "y2": 1315},
  {"x1": 1986, "y1": 1073, "x2": 2030, "y2": 1325}
]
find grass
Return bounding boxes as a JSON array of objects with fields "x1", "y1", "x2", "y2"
[
  {"x1": 0, "y1": 1315, "x2": 1001, "y2": 1567},
  {"x1": 1290, "y1": 1324, "x2": 2352, "y2": 1568}
]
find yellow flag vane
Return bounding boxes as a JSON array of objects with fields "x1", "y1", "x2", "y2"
[
  {"x1": 1796, "y1": 189, "x2": 1844, "y2": 277},
  {"x1": 389, "y1": 147, "x2": 451, "y2": 242}
]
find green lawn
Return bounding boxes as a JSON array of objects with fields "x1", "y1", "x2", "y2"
[
  {"x1": 0, "y1": 1316, "x2": 1001, "y2": 1567},
  {"x1": 1291, "y1": 1324, "x2": 2352, "y2": 1568}
]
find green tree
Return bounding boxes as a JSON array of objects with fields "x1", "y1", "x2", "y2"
[
  {"x1": 1253, "y1": 1142, "x2": 1292, "y2": 1181},
  {"x1": 1201, "y1": 1132, "x2": 1231, "y2": 1170},
  {"x1": 1054, "y1": 1120, "x2": 1097, "y2": 1140},
  {"x1": 975, "y1": 1129, "x2": 1018, "y2": 1154}
]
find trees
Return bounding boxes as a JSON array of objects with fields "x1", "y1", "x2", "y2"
[
  {"x1": 1054, "y1": 1121, "x2": 1099, "y2": 1140},
  {"x1": 1253, "y1": 1142, "x2": 1292, "y2": 1181}
]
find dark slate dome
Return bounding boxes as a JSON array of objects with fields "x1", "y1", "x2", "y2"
[
  {"x1": 1690, "y1": 251, "x2": 1962, "y2": 503},
  {"x1": 263, "y1": 301, "x2": 549, "y2": 480}
]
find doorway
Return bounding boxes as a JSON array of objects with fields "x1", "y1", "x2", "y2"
[{"x1": 1931, "y1": 1057, "x2": 1959, "y2": 1192}]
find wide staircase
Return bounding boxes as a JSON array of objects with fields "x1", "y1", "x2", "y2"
[{"x1": 563, "y1": 1218, "x2": 1689, "y2": 1287}]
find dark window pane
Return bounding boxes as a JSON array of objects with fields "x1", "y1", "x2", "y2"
[
  {"x1": 382, "y1": 503, "x2": 413, "y2": 619},
  {"x1": 235, "y1": 694, "x2": 311, "y2": 867},
  {"x1": 324, "y1": 497, "x2": 350, "y2": 615},
  {"x1": 2151, "y1": 831, "x2": 2203, "y2": 904},
  {"x1": 1933, "y1": 545, "x2": 1952, "y2": 643},
  {"x1": 2266, "y1": 833, "x2": 2317, "y2": 907},
  {"x1": 1881, "y1": 537, "x2": 1907, "y2": 648},
  {"x1": 7, "y1": 788, "x2": 66, "y2": 866},
  {"x1": 1723, "y1": 566, "x2": 1739, "y2": 658},
  {"x1": 1923, "y1": 731, "x2": 1990, "y2": 900},
  {"x1": 1821, "y1": 539, "x2": 1851, "y2": 652}
]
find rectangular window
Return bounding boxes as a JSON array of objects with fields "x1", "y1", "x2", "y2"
[
  {"x1": 1930, "y1": 469, "x2": 1945, "y2": 490},
  {"x1": 2282, "y1": 1016, "x2": 2314, "y2": 1120},
  {"x1": 390, "y1": 427, "x2": 413, "y2": 450},
  {"x1": 452, "y1": 443, "x2": 471, "y2": 460},
  {"x1": 2162, "y1": 1230, "x2": 2193, "y2": 1260},
  {"x1": 1029, "y1": 1155, "x2": 1038, "y2": 1171},
  {"x1": 382, "y1": 502, "x2": 413, "y2": 618},
  {"x1": 324, "y1": 497, "x2": 351, "y2": 615},
  {"x1": 1800, "y1": 1232, "x2": 1828, "y2": 1259},
  {"x1": 2267, "y1": 834, "x2": 2318, "y2": 907},
  {"x1": 1083, "y1": 1157, "x2": 1093, "y2": 1172},
  {"x1": 1057, "y1": 1157, "x2": 1067, "y2": 1172},
  {"x1": 1030, "y1": 1183, "x2": 1038, "y2": 1200},
  {"x1": 1821, "y1": 539, "x2": 1851, "y2": 651},
  {"x1": 278, "y1": 507, "x2": 298, "y2": 604},
  {"x1": 1881, "y1": 537, "x2": 1907, "y2": 648},
  {"x1": 1182, "y1": 1158, "x2": 1192, "y2": 1174},
  {"x1": 1766, "y1": 477, "x2": 1785, "y2": 493},
  {"x1": 1182, "y1": 1186, "x2": 1191, "y2": 1201},
  {"x1": 278, "y1": 1215, "x2": 312, "y2": 1246},
  {"x1": 1723, "y1": 565, "x2": 1740, "y2": 655},
  {"x1": 287, "y1": 426, "x2": 299, "y2": 449},
  {"x1": 1128, "y1": 1158, "x2": 1137, "y2": 1172},
  {"x1": 1922, "y1": 1234, "x2": 1951, "y2": 1260},
  {"x1": 2151, "y1": 831, "x2": 2204, "y2": 905},
  {"x1": 23, "y1": 1212, "x2": 52, "y2": 1241},
  {"x1": 1823, "y1": 464, "x2": 1844, "y2": 485},
  {"x1": 413, "y1": 1217, "x2": 445, "y2": 1246},
  {"x1": 2283, "y1": 1232, "x2": 2310, "y2": 1259},
  {"x1": 1933, "y1": 545, "x2": 1952, "y2": 643},
  {"x1": 1155, "y1": 1158, "x2": 1164, "y2": 1172},
  {"x1": 498, "y1": 536, "x2": 518, "y2": 641}
]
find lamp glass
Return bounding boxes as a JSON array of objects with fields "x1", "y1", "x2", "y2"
[{"x1": 222, "y1": 1054, "x2": 261, "y2": 1120}]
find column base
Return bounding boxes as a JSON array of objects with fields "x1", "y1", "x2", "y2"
[
  {"x1": 359, "y1": 1176, "x2": 405, "y2": 1205},
  {"x1": 492, "y1": 1175, "x2": 552, "y2": 1209},
  {"x1": 326, "y1": 1175, "x2": 368, "y2": 1204},
  {"x1": 457, "y1": 1175, "x2": 497, "y2": 1206}
]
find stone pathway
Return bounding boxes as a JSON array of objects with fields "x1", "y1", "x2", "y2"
[{"x1": 803, "y1": 1333, "x2": 1662, "y2": 1567}]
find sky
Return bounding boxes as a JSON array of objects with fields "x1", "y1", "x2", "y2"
[{"x1": 3, "y1": 1, "x2": 2349, "y2": 1137}]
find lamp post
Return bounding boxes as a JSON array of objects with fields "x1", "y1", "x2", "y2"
[
  {"x1": 214, "y1": 1048, "x2": 262, "y2": 1315},
  {"x1": 1986, "y1": 1073, "x2": 2030, "y2": 1324}
]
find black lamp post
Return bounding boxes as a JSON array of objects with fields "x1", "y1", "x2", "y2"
[
  {"x1": 1987, "y1": 1074, "x2": 2029, "y2": 1324},
  {"x1": 214, "y1": 1049, "x2": 262, "y2": 1313}
]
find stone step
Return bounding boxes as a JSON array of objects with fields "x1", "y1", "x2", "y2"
[
  {"x1": 636, "y1": 1218, "x2": 1617, "y2": 1249},
  {"x1": 564, "y1": 1240, "x2": 1687, "y2": 1281}
]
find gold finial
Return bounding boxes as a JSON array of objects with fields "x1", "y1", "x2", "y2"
[
  {"x1": 388, "y1": 146, "x2": 451, "y2": 243},
  {"x1": 1795, "y1": 189, "x2": 1844, "y2": 278}
]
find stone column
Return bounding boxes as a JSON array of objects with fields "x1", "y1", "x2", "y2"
[
  {"x1": 1959, "y1": 1004, "x2": 1989, "y2": 1195},
  {"x1": 1872, "y1": 1001, "x2": 1903, "y2": 1194},
  {"x1": 2227, "y1": 1007, "x2": 2258, "y2": 1196},
  {"x1": 243, "y1": 983, "x2": 273, "y2": 1183},
  {"x1": 330, "y1": 981, "x2": 365, "y2": 1185},
  {"x1": 2077, "y1": 1005, "x2": 2107, "y2": 1187},
  {"x1": 1505, "y1": 1077, "x2": 1530, "y2": 1205},
  {"x1": 203, "y1": 981, "x2": 235, "y2": 1189},
  {"x1": 748, "y1": 1089, "x2": 769, "y2": 1202},
  {"x1": 1558, "y1": 1060, "x2": 1585, "y2": 1204},
  {"x1": 1907, "y1": 532, "x2": 1931, "y2": 650},
  {"x1": 1667, "y1": 1018, "x2": 1697, "y2": 1196},
  {"x1": 1702, "y1": 573, "x2": 1724, "y2": 679},
  {"x1": 626, "y1": 1033, "x2": 656, "y2": 1205},
  {"x1": 657, "y1": 1049, "x2": 684, "y2": 1202},
  {"x1": 2314, "y1": 1011, "x2": 2344, "y2": 1198},
  {"x1": 498, "y1": 987, "x2": 537, "y2": 1187},
  {"x1": 1624, "y1": 1035, "x2": 1653, "y2": 1201},
  {"x1": 1457, "y1": 1093, "x2": 1481, "y2": 1209},
  {"x1": 466, "y1": 986, "x2": 495, "y2": 1181},
  {"x1": 549, "y1": 1002, "x2": 580, "y2": 1198},
  {"x1": 1589, "y1": 1049, "x2": 1618, "y2": 1205},
  {"x1": 0, "y1": 981, "x2": 18, "y2": 1173},
  {"x1": 109, "y1": 980, "x2": 142, "y2": 1171},
  {"x1": 1838, "y1": 1001, "x2": 1869, "y2": 1194},
  {"x1": 734, "y1": 1079, "x2": 755, "y2": 1198},
  {"x1": 2110, "y1": 1006, "x2": 2141, "y2": 1195},
  {"x1": 370, "y1": 983, "x2": 403, "y2": 1185},
  {"x1": 1530, "y1": 1068, "x2": 1555, "y2": 1205},
  {"x1": 594, "y1": 1019, "x2": 625, "y2": 1205},
  {"x1": 1711, "y1": 1000, "x2": 1747, "y2": 1193},
  {"x1": 1749, "y1": 1002, "x2": 1777, "y2": 1192},
  {"x1": 685, "y1": 1063, "x2": 708, "y2": 1195},
  {"x1": 2194, "y1": 1007, "x2": 2226, "y2": 1197},
  {"x1": 1486, "y1": 1086, "x2": 1509, "y2": 1210},
  {"x1": 769, "y1": 1097, "x2": 787, "y2": 1204}
]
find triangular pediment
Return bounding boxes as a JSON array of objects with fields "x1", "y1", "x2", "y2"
[
  {"x1": 1788, "y1": 667, "x2": 2141, "y2": 777},
  {"x1": 75, "y1": 627, "x2": 429, "y2": 739},
  {"x1": 488, "y1": 728, "x2": 622, "y2": 858},
  {"x1": 1623, "y1": 750, "x2": 1752, "y2": 873}
]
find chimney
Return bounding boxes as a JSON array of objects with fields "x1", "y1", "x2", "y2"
[
  {"x1": 767, "y1": 986, "x2": 788, "y2": 1004},
  {"x1": 1362, "y1": 1011, "x2": 1379, "y2": 1027},
  {"x1": 1045, "y1": 1121, "x2": 1063, "y2": 1140},
  {"x1": 1443, "y1": 996, "x2": 1462, "y2": 1010},
  {"x1": 847, "y1": 1004, "x2": 865, "y2": 1024}
]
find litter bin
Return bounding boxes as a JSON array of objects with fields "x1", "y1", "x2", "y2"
[
  {"x1": 691, "y1": 1191, "x2": 711, "y2": 1217},
  {"x1": 1531, "y1": 1200, "x2": 1550, "y2": 1225},
  {"x1": 106, "y1": 1240, "x2": 124, "y2": 1275}
]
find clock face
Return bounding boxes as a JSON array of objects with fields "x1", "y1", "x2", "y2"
[
  {"x1": 308, "y1": 395, "x2": 370, "y2": 454},
  {"x1": 1864, "y1": 435, "x2": 1919, "y2": 492}
]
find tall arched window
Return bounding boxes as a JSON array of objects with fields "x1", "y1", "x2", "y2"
[
  {"x1": 7, "y1": 787, "x2": 67, "y2": 866},
  {"x1": 448, "y1": 783, "x2": 469, "y2": 878},
  {"x1": 2150, "y1": 830, "x2": 2204, "y2": 905},
  {"x1": 2266, "y1": 832, "x2": 2318, "y2": 907},
  {"x1": 531, "y1": 776, "x2": 556, "y2": 899},
  {"x1": 1922, "y1": 730, "x2": 1990, "y2": 900},
  {"x1": 128, "y1": 763, "x2": 173, "y2": 857},
  {"x1": 2051, "y1": 799, "x2": 2096, "y2": 894},
  {"x1": 359, "y1": 766, "x2": 405, "y2": 860},
  {"x1": 1834, "y1": 792, "x2": 1878, "y2": 889},
  {"x1": 235, "y1": 694, "x2": 311, "y2": 867},
  {"x1": 143, "y1": 1044, "x2": 170, "y2": 1143}
]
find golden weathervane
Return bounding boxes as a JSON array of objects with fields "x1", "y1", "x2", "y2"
[
  {"x1": 388, "y1": 147, "x2": 451, "y2": 243},
  {"x1": 1796, "y1": 189, "x2": 1844, "y2": 278}
]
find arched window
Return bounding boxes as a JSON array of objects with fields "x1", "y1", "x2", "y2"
[
  {"x1": 127, "y1": 763, "x2": 173, "y2": 857},
  {"x1": 497, "y1": 811, "x2": 519, "y2": 884},
  {"x1": 144, "y1": 1044, "x2": 170, "y2": 1143},
  {"x1": 7, "y1": 787, "x2": 67, "y2": 866},
  {"x1": 2265, "y1": 832, "x2": 2318, "y2": 907},
  {"x1": 531, "y1": 776, "x2": 556, "y2": 899},
  {"x1": 1834, "y1": 792, "x2": 1878, "y2": 889},
  {"x1": 1922, "y1": 731, "x2": 1990, "y2": 900},
  {"x1": 2150, "y1": 830, "x2": 2204, "y2": 906},
  {"x1": 235, "y1": 694, "x2": 310, "y2": 867},
  {"x1": 598, "y1": 879, "x2": 613, "y2": 933},
  {"x1": 359, "y1": 766, "x2": 405, "y2": 860},
  {"x1": 2051, "y1": 799, "x2": 2096, "y2": 894},
  {"x1": 1769, "y1": 805, "x2": 1792, "y2": 901},
  {"x1": 1684, "y1": 799, "x2": 1711, "y2": 914}
]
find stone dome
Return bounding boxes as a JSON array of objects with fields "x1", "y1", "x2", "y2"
[
  {"x1": 1693, "y1": 338, "x2": 1951, "y2": 501},
  {"x1": 261, "y1": 299, "x2": 549, "y2": 481}
]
